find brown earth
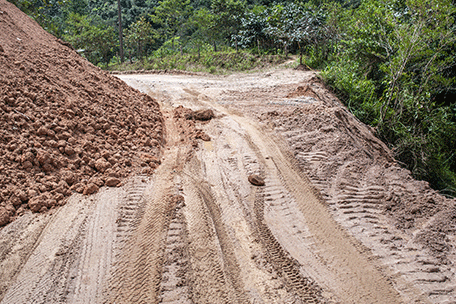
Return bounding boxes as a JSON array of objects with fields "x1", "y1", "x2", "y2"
[
  {"x1": 0, "y1": 0, "x2": 164, "y2": 226},
  {"x1": 0, "y1": 1, "x2": 455, "y2": 303}
]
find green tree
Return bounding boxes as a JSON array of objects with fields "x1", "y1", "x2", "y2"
[
  {"x1": 149, "y1": 0, "x2": 193, "y2": 51},
  {"x1": 189, "y1": 7, "x2": 215, "y2": 57},
  {"x1": 124, "y1": 16, "x2": 157, "y2": 60},
  {"x1": 323, "y1": 0, "x2": 456, "y2": 192},
  {"x1": 211, "y1": 0, "x2": 246, "y2": 51},
  {"x1": 64, "y1": 12, "x2": 117, "y2": 66}
]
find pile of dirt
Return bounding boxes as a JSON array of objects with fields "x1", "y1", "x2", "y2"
[
  {"x1": 0, "y1": 0, "x2": 164, "y2": 226},
  {"x1": 258, "y1": 77, "x2": 456, "y2": 261},
  {"x1": 173, "y1": 106, "x2": 212, "y2": 145}
]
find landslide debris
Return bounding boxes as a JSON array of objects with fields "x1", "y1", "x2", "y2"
[{"x1": 0, "y1": 0, "x2": 164, "y2": 226}]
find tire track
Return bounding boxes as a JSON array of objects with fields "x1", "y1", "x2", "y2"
[
  {"x1": 118, "y1": 73, "x2": 408, "y2": 303},
  {"x1": 159, "y1": 193, "x2": 193, "y2": 304},
  {"x1": 273, "y1": 103, "x2": 456, "y2": 302},
  {"x1": 327, "y1": 163, "x2": 455, "y2": 303},
  {"x1": 0, "y1": 180, "x2": 153, "y2": 304},
  {"x1": 105, "y1": 149, "x2": 178, "y2": 304},
  {"x1": 225, "y1": 113, "x2": 402, "y2": 304},
  {"x1": 254, "y1": 178, "x2": 323, "y2": 304},
  {"x1": 65, "y1": 185, "x2": 130, "y2": 304},
  {"x1": 183, "y1": 156, "x2": 247, "y2": 304},
  {"x1": 0, "y1": 213, "x2": 51, "y2": 301},
  {"x1": 196, "y1": 117, "x2": 308, "y2": 303},
  {"x1": 237, "y1": 128, "x2": 327, "y2": 303},
  {"x1": 0, "y1": 194, "x2": 93, "y2": 304}
]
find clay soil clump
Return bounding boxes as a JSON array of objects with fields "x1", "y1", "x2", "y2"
[
  {"x1": 0, "y1": 0, "x2": 164, "y2": 226},
  {"x1": 173, "y1": 106, "x2": 213, "y2": 146}
]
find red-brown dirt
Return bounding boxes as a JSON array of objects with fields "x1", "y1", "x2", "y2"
[{"x1": 0, "y1": 0, "x2": 164, "y2": 226}]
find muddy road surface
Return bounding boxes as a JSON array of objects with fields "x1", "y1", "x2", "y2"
[{"x1": 1, "y1": 69, "x2": 454, "y2": 304}]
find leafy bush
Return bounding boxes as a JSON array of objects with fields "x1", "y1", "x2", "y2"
[{"x1": 322, "y1": 0, "x2": 456, "y2": 193}]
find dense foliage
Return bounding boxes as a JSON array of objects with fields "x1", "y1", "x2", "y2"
[
  {"x1": 322, "y1": 0, "x2": 456, "y2": 195},
  {"x1": 9, "y1": 0, "x2": 456, "y2": 195}
]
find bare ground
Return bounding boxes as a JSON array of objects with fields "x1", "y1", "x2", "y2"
[{"x1": 1, "y1": 68, "x2": 455, "y2": 304}]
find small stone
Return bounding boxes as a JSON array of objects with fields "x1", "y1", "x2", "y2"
[
  {"x1": 64, "y1": 145, "x2": 75, "y2": 156},
  {"x1": 0, "y1": 207, "x2": 10, "y2": 226},
  {"x1": 105, "y1": 177, "x2": 121, "y2": 187},
  {"x1": 248, "y1": 174, "x2": 265, "y2": 186},
  {"x1": 193, "y1": 109, "x2": 215, "y2": 121},
  {"x1": 95, "y1": 158, "x2": 111, "y2": 172},
  {"x1": 83, "y1": 183, "x2": 99, "y2": 195}
]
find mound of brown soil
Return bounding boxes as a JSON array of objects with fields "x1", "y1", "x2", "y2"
[{"x1": 0, "y1": 0, "x2": 164, "y2": 226}]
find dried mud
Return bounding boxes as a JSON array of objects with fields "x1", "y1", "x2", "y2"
[{"x1": 0, "y1": 0, "x2": 164, "y2": 226}]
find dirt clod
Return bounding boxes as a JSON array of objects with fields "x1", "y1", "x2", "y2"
[
  {"x1": 193, "y1": 109, "x2": 215, "y2": 121},
  {"x1": 248, "y1": 175, "x2": 265, "y2": 186},
  {"x1": 173, "y1": 105, "x2": 212, "y2": 146},
  {"x1": 28, "y1": 194, "x2": 47, "y2": 212},
  {"x1": 83, "y1": 183, "x2": 99, "y2": 195},
  {"x1": 0, "y1": 207, "x2": 10, "y2": 226},
  {"x1": 105, "y1": 177, "x2": 121, "y2": 187}
]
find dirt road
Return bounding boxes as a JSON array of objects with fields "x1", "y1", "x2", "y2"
[{"x1": 1, "y1": 69, "x2": 454, "y2": 303}]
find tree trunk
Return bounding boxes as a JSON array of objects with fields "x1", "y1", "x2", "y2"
[
  {"x1": 213, "y1": 41, "x2": 217, "y2": 52},
  {"x1": 117, "y1": 0, "x2": 124, "y2": 63}
]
